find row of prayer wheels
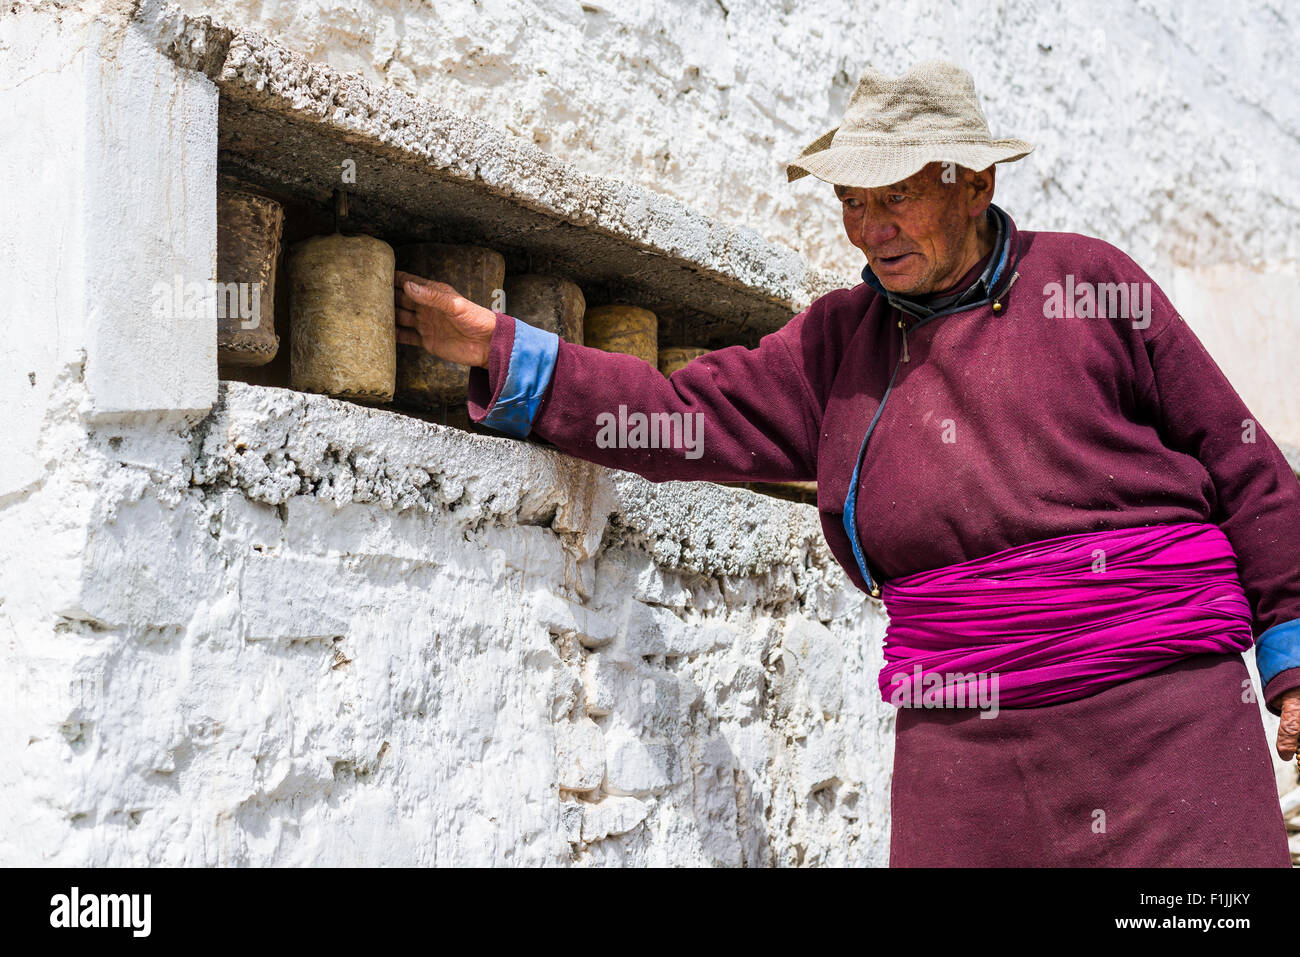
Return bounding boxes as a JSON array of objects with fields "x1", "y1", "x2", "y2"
[{"x1": 217, "y1": 187, "x2": 712, "y2": 405}]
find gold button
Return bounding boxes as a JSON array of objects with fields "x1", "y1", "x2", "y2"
[{"x1": 992, "y1": 302, "x2": 1003, "y2": 313}]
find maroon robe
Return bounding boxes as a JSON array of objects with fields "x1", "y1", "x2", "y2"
[{"x1": 468, "y1": 210, "x2": 1298, "y2": 866}]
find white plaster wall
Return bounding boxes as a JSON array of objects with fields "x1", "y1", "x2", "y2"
[
  {"x1": 0, "y1": 383, "x2": 893, "y2": 866},
  {"x1": 0, "y1": 3, "x2": 219, "y2": 791},
  {"x1": 170, "y1": 0, "x2": 1300, "y2": 446}
]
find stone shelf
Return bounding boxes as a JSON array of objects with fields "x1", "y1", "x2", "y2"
[{"x1": 194, "y1": 382, "x2": 832, "y2": 581}]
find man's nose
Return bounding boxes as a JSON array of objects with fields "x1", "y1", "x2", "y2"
[{"x1": 856, "y1": 211, "x2": 898, "y2": 249}]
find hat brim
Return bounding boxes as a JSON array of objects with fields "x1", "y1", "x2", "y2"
[{"x1": 786, "y1": 137, "x2": 1034, "y2": 187}]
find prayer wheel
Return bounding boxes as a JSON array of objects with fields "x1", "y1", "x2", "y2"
[
  {"x1": 729, "y1": 479, "x2": 818, "y2": 505},
  {"x1": 502, "y1": 274, "x2": 585, "y2": 343},
  {"x1": 657, "y1": 346, "x2": 710, "y2": 376},
  {"x1": 396, "y1": 243, "x2": 506, "y2": 409},
  {"x1": 584, "y1": 305, "x2": 657, "y2": 365},
  {"x1": 216, "y1": 187, "x2": 283, "y2": 367},
  {"x1": 776, "y1": 480, "x2": 819, "y2": 500},
  {"x1": 287, "y1": 233, "x2": 396, "y2": 403}
]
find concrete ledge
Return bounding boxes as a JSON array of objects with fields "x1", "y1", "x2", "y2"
[
  {"x1": 192, "y1": 382, "x2": 848, "y2": 591},
  {"x1": 141, "y1": 0, "x2": 854, "y2": 344}
]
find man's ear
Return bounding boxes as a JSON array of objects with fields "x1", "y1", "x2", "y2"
[{"x1": 967, "y1": 165, "x2": 995, "y2": 215}]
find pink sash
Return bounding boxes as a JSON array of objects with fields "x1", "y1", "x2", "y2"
[{"x1": 879, "y1": 523, "x2": 1254, "y2": 709}]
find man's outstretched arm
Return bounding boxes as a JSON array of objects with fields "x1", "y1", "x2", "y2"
[{"x1": 395, "y1": 271, "x2": 830, "y2": 486}]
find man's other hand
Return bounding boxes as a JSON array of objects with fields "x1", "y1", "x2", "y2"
[
  {"x1": 394, "y1": 270, "x2": 497, "y2": 369},
  {"x1": 1277, "y1": 688, "x2": 1300, "y2": 762}
]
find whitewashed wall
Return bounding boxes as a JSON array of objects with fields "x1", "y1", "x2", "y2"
[{"x1": 0, "y1": 382, "x2": 892, "y2": 866}]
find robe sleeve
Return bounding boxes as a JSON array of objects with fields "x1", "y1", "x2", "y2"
[
  {"x1": 1140, "y1": 294, "x2": 1300, "y2": 717},
  {"x1": 467, "y1": 307, "x2": 826, "y2": 484}
]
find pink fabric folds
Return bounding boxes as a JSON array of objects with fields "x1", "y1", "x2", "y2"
[{"x1": 878, "y1": 522, "x2": 1254, "y2": 709}]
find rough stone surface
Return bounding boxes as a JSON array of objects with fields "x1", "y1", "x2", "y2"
[
  {"x1": 158, "y1": 0, "x2": 1299, "y2": 273},
  {"x1": 0, "y1": 383, "x2": 895, "y2": 866}
]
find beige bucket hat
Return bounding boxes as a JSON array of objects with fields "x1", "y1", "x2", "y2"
[{"x1": 786, "y1": 60, "x2": 1033, "y2": 188}]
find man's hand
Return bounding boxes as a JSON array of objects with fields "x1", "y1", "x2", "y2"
[
  {"x1": 1276, "y1": 688, "x2": 1300, "y2": 762},
  {"x1": 393, "y1": 270, "x2": 497, "y2": 369}
]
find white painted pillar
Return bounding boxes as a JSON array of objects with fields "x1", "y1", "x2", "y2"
[{"x1": 0, "y1": 5, "x2": 218, "y2": 504}]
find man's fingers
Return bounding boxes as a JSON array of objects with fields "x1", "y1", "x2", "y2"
[
  {"x1": 390, "y1": 272, "x2": 485, "y2": 361},
  {"x1": 395, "y1": 284, "x2": 452, "y2": 313},
  {"x1": 403, "y1": 279, "x2": 440, "y2": 304},
  {"x1": 402, "y1": 277, "x2": 455, "y2": 305},
  {"x1": 1275, "y1": 695, "x2": 1300, "y2": 761},
  {"x1": 393, "y1": 270, "x2": 433, "y2": 291},
  {"x1": 1277, "y1": 725, "x2": 1299, "y2": 761},
  {"x1": 1277, "y1": 734, "x2": 1298, "y2": 762}
]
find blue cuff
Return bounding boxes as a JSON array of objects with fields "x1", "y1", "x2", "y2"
[
  {"x1": 480, "y1": 318, "x2": 560, "y2": 438},
  {"x1": 1255, "y1": 619, "x2": 1300, "y2": 687}
]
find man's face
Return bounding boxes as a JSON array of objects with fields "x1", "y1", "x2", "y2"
[{"x1": 836, "y1": 163, "x2": 994, "y2": 296}]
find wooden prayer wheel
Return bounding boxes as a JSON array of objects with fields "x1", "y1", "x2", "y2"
[
  {"x1": 216, "y1": 188, "x2": 283, "y2": 367},
  {"x1": 584, "y1": 305, "x2": 657, "y2": 365},
  {"x1": 728, "y1": 479, "x2": 818, "y2": 505},
  {"x1": 502, "y1": 274, "x2": 585, "y2": 343},
  {"x1": 287, "y1": 233, "x2": 396, "y2": 403},
  {"x1": 395, "y1": 243, "x2": 506, "y2": 409},
  {"x1": 774, "y1": 480, "x2": 819, "y2": 501},
  {"x1": 657, "y1": 346, "x2": 710, "y2": 376}
]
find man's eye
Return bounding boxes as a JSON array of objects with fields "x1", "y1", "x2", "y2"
[{"x1": 887, "y1": 194, "x2": 907, "y2": 204}]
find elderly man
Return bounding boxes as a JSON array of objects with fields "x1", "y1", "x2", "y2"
[{"x1": 394, "y1": 61, "x2": 1300, "y2": 867}]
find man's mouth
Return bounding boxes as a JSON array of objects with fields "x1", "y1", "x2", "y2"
[{"x1": 873, "y1": 252, "x2": 915, "y2": 268}]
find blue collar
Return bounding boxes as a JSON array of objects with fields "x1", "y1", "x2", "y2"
[{"x1": 859, "y1": 203, "x2": 1011, "y2": 320}]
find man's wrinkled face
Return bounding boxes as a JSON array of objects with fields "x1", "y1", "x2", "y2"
[{"x1": 836, "y1": 163, "x2": 994, "y2": 296}]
